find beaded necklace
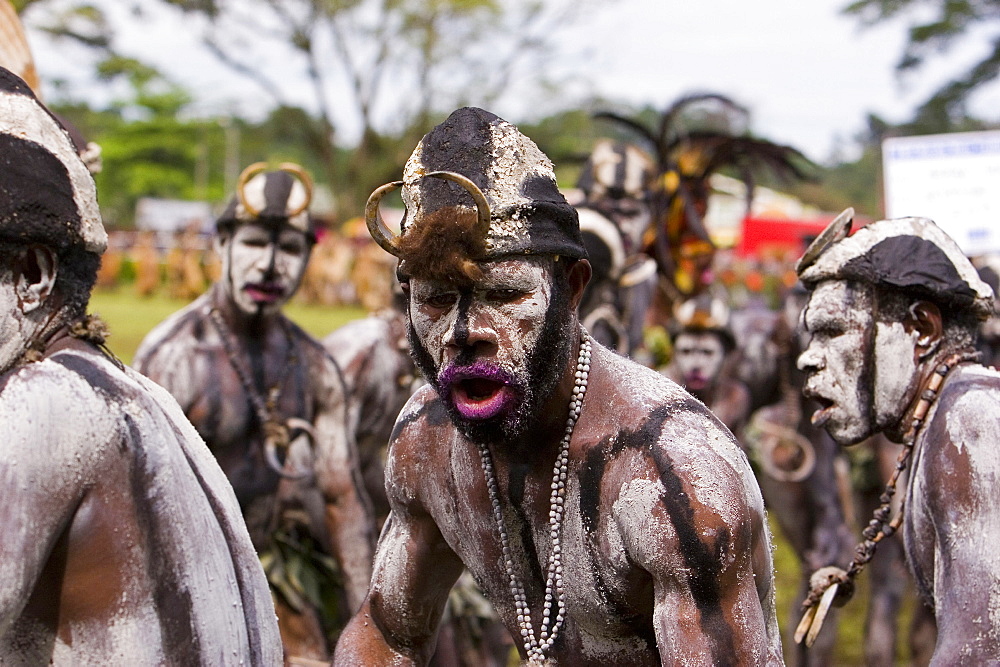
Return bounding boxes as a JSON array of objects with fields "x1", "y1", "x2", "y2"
[{"x1": 476, "y1": 328, "x2": 591, "y2": 665}]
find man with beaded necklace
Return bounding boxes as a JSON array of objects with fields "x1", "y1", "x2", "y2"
[
  {"x1": 134, "y1": 163, "x2": 376, "y2": 661},
  {"x1": 334, "y1": 107, "x2": 782, "y2": 665},
  {"x1": 793, "y1": 211, "x2": 1000, "y2": 660}
]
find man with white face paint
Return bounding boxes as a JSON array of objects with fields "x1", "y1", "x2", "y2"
[
  {"x1": 334, "y1": 107, "x2": 781, "y2": 665},
  {"x1": 0, "y1": 67, "x2": 281, "y2": 664},
  {"x1": 664, "y1": 294, "x2": 750, "y2": 435},
  {"x1": 135, "y1": 163, "x2": 375, "y2": 661},
  {"x1": 794, "y1": 210, "x2": 1000, "y2": 660}
]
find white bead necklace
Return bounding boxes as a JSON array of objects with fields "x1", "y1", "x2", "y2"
[{"x1": 476, "y1": 328, "x2": 591, "y2": 665}]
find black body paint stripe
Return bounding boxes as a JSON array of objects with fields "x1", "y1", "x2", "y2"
[{"x1": 579, "y1": 400, "x2": 737, "y2": 663}]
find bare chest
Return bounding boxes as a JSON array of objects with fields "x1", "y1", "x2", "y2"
[{"x1": 424, "y1": 440, "x2": 659, "y2": 662}]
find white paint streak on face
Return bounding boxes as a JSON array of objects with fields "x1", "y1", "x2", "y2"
[
  {"x1": 798, "y1": 281, "x2": 876, "y2": 445},
  {"x1": 0, "y1": 271, "x2": 30, "y2": 374},
  {"x1": 873, "y1": 320, "x2": 919, "y2": 430},
  {"x1": 221, "y1": 224, "x2": 309, "y2": 317},
  {"x1": 408, "y1": 257, "x2": 553, "y2": 376}
]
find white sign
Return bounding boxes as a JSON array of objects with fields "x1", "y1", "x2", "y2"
[
  {"x1": 883, "y1": 130, "x2": 1000, "y2": 255},
  {"x1": 134, "y1": 197, "x2": 213, "y2": 234}
]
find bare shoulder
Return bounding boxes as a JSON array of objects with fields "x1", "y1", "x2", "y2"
[
  {"x1": 588, "y1": 342, "x2": 743, "y2": 456},
  {"x1": 383, "y1": 385, "x2": 456, "y2": 505},
  {"x1": 924, "y1": 364, "x2": 1000, "y2": 484},
  {"x1": 323, "y1": 315, "x2": 389, "y2": 366},
  {"x1": 0, "y1": 352, "x2": 129, "y2": 471},
  {"x1": 133, "y1": 293, "x2": 211, "y2": 369},
  {"x1": 582, "y1": 343, "x2": 762, "y2": 527}
]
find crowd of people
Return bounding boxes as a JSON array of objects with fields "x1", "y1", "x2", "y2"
[{"x1": 3, "y1": 62, "x2": 1000, "y2": 666}]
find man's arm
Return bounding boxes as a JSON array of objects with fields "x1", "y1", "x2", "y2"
[
  {"x1": 621, "y1": 419, "x2": 781, "y2": 664},
  {"x1": 0, "y1": 371, "x2": 103, "y2": 636},
  {"x1": 921, "y1": 390, "x2": 1000, "y2": 662},
  {"x1": 313, "y1": 355, "x2": 378, "y2": 612},
  {"x1": 334, "y1": 419, "x2": 465, "y2": 665}
]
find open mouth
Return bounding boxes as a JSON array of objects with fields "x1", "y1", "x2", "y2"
[
  {"x1": 806, "y1": 392, "x2": 835, "y2": 427},
  {"x1": 440, "y1": 363, "x2": 520, "y2": 421},
  {"x1": 244, "y1": 282, "x2": 285, "y2": 304}
]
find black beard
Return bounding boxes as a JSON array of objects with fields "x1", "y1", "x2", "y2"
[{"x1": 407, "y1": 279, "x2": 575, "y2": 446}]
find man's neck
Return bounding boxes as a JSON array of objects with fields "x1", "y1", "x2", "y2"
[{"x1": 888, "y1": 348, "x2": 971, "y2": 442}]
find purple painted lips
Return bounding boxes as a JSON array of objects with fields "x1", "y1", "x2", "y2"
[
  {"x1": 684, "y1": 370, "x2": 709, "y2": 391},
  {"x1": 244, "y1": 281, "x2": 285, "y2": 304},
  {"x1": 440, "y1": 362, "x2": 520, "y2": 420}
]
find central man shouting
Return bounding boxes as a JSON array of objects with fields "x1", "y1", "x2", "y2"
[{"x1": 334, "y1": 107, "x2": 782, "y2": 666}]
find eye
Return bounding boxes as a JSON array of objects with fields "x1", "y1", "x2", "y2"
[
  {"x1": 280, "y1": 241, "x2": 305, "y2": 255},
  {"x1": 424, "y1": 292, "x2": 457, "y2": 309},
  {"x1": 242, "y1": 236, "x2": 269, "y2": 248},
  {"x1": 485, "y1": 289, "x2": 525, "y2": 304}
]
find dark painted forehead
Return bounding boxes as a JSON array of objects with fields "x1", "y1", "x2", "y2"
[{"x1": 399, "y1": 107, "x2": 586, "y2": 260}]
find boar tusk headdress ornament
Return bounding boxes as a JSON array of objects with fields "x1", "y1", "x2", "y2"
[
  {"x1": 365, "y1": 170, "x2": 492, "y2": 257},
  {"x1": 237, "y1": 161, "x2": 314, "y2": 219}
]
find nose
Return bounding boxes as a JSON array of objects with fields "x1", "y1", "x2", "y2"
[
  {"x1": 444, "y1": 299, "x2": 498, "y2": 359},
  {"x1": 797, "y1": 343, "x2": 824, "y2": 373},
  {"x1": 255, "y1": 243, "x2": 278, "y2": 276}
]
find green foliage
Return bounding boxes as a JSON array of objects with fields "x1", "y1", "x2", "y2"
[{"x1": 843, "y1": 0, "x2": 1000, "y2": 123}]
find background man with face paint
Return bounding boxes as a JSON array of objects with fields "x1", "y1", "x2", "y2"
[
  {"x1": 0, "y1": 67, "x2": 281, "y2": 664},
  {"x1": 134, "y1": 163, "x2": 375, "y2": 662},
  {"x1": 334, "y1": 107, "x2": 782, "y2": 665},
  {"x1": 663, "y1": 294, "x2": 751, "y2": 436},
  {"x1": 794, "y1": 211, "x2": 1000, "y2": 661}
]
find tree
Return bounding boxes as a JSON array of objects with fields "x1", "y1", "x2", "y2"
[
  {"x1": 844, "y1": 0, "x2": 1000, "y2": 125},
  {"x1": 23, "y1": 0, "x2": 598, "y2": 218}
]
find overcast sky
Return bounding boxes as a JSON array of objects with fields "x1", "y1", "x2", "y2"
[{"x1": 25, "y1": 0, "x2": 1000, "y2": 163}]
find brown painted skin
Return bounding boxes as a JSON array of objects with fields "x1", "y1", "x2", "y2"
[
  {"x1": 135, "y1": 284, "x2": 376, "y2": 660},
  {"x1": 324, "y1": 309, "x2": 415, "y2": 524},
  {"x1": 0, "y1": 334, "x2": 281, "y2": 664},
  {"x1": 335, "y1": 261, "x2": 781, "y2": 665}
]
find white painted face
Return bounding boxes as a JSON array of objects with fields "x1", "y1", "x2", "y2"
[
  {"x1": 407, "y1": 257, "x2": 554, "y2": 421},
  {"x1": 0, "y1": 269, "x2": 29, "y2": 374},
  {"x1": 797, "y1": 280, "x2": 921, "y2": 445},
  {"x1": 220, "y1": 223, "x2": 310, "y2": 317},
  {"x1": 673, "y1": 331, "x2": 726, "y2": 393}
]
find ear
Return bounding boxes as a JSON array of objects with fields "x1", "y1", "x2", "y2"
[
  {"x1": 904, "y1": 300, "x2": 943, "y2": 361},
  {"x1": 213, "y1": 233, "x2": 228, "y2": 256},
  {"x1": 567, "y1": 258, "x2": 592, "y2": 311},
  {"x1": 17, "y1": 246, "x2": 58, "y2": 314}
]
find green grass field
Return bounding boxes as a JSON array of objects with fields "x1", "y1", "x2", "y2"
[
  {"x1": 87, "y1": 287, "x2": 922, "y2": 664},
  {"x1": 89, "y1": 289, "x2": 367, "y2": 365}
]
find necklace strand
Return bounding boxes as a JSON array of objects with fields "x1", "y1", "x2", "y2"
[
  {"x1": 208, "y1": 307, "x2": 305, "y2": 478},
  {"x1": 477, "y1": 327, "x2": 591, "y2": 664}
]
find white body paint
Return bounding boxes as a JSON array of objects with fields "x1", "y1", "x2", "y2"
[
  {"x1": 904, "y1": 364, "x2": 1000, "y2": 662},
  {"x1": 0, "y1": 347, "x2": 281, "y2": 664},
  {"x1": 671, "y1": 332, "x2": 726, "y2": 393},
  {"x1": 345, "y1": 340, "x2": 783, "y2": 665},
  {"x1": 0, "y1": 276, "x2": 28, "y2": 374}
]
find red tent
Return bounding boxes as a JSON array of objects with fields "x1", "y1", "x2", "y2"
[{"x1": 736, "y1": 215, "x2": 839, "y2": 257}]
